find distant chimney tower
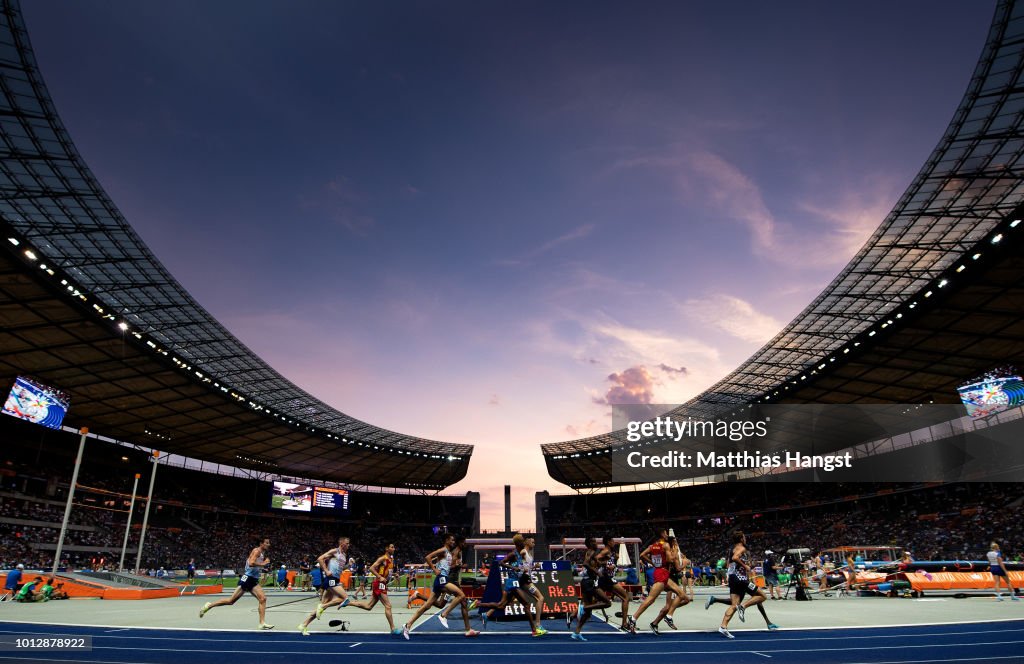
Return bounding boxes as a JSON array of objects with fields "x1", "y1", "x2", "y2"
[{"x1": 504, "y1": 485, "x2": 511, "y2": 533}]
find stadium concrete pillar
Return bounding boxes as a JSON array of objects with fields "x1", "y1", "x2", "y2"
[
  {"x1": 535, "y1": 491, "x2": 550, "y2": 559},
  {"x1": 52, "y1": 427, "x2": 88, "y2": 574},
  {"x1": 466, "y1": 491, "x2": 480, "y2": 534},
  {"x1": 119, "y1": 473, "x2": 141, "y2": 572},
  {"x1": 134, "y1": 451, "x2": 160, "y2": 574}
]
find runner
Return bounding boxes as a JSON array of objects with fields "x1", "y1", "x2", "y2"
[
  {"x1": 298, "y1": 536, "x2": 352, "y2": 635},
  {"x1": 476, "y1": 534, "x2": 544, "y2": 636},
  {"x1": 594, "y1": 535, "x2": 633, "y2": 632},
  {"x1": 705, "y1": 531, "x2": 778, "y2": 638},
  {"x1": 349, "y1": 543, "x2": 402, "y2": 633},
  {"x1": 199, "y1": 537, "x2": 274, "y2": 629},
  {"x1": 566, "y1": 536, "x2": 612, "y2": 642},
  {"x1": 438, "y1": 535, "x2": 480, "y2": 633},
  {"x1": 402, "y1": 534, "x2": 480, "y2": 639},
  {"x1": 626, "y1": 529, "x2": 690, "y2": 634},
  {"x1": 663, "y1": 536, "x2": 691, "y2": 628},
  {"x1": 518, "y1": 535, "x2": 548, "y2": 628}
]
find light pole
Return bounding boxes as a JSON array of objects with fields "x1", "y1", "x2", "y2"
[
  {"x1": 134, "y1": 451, "x2": 160, "y2": 574},
  {"x1": 52, "y1": 427, "x2": 88, "y2": 574},
  {"x1": 118, "y1": 473, "x2": 141, "y2": 572}
]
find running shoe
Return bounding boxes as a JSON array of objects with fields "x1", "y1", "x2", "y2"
[
  {"x1": 571, "y1": 632, "x2": 588, "y2": 642},
  {"x1": 532, "y1": 627, "x2": 548, "y2": 637},
  {"x1": 1011, "y1": 596, "x2": 1020, "y2": 601},
  {"x1": 316, "y1": 604, "x2": 326, "y2": 620},
  {"x1": 704, "y1": 596, "x2": 715, "y2": 610},
  {"x1": 339, "y1": 597, "x2": 350, "y2": 608},
  {"x1": 402, "y1": 624, "x2": 410, "y2": 640},
  {"x1": 737, "y1": 605, "x2": 746, "y2": 622},
  {"x1": 467, "y1": 599, "x2": 479, "y2": 611},
  {"x1": 199, "y1": 602, "x2": 212, "y2": 618},
  {"x1": 664, "y1": 616, "x2": 676, "y2": 630},
  {"x1": 649, "y1": 622, "x2": 660, "y2": 635},
  {"x1": 626, "y1": 617, "x2": 637, "y2": 634},
  {"x1": 259, "y1": 623, "x2": 274, "y2": 630},
  {"x1": 718, "y1": 626, "x2": 734, "y2": 639},
  {"x1": 465, "y1": 629, "x2": 480, "y2": 637},
  {"x1": 391, "y1": 627, "x2": 403, "y2": 636},
  {"x1": 438, "y1": 614, "x2": 449, "y2": 629},
  {"x1": 768, "y1": 623, "x2": 779, "y2": 630},
  {"x1": 298, "y1": 624, "x2": 310, "y2": 636}
]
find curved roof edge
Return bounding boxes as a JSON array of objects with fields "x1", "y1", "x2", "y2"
[
  {"x1": 544, "y1": 0, "x2": 1024, "y2": 456},
  {"x1": 0, "y1": 0, "x2": 471, "y2": 458}
]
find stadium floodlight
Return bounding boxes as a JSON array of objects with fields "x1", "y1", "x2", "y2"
[
  {"x1": 118, "y1": 322, "x2": 129, "y2": 331},
  {"x1": 7, "y1": 237, "x2": 18, "y2": 245},
  {"x1": 973, "y1": 253, "x2": 981, "y2": 260},
  {"x1": 956, "y1": 265, "x2": 965, "y2": 272},
  {"x1": 1011, "y1": 219, "x2": 1021, "y2": 228},
  {"x1": 938, "y1": 279, "x2": 948, "y2": 287},
  {"x1": 23, "y1": 249, "x2": 37, "y2": 261},
  {"x1": 991, "y1": 233, "x2": 1003, "y2": 244}
]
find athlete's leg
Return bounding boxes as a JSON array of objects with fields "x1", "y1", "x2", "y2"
[
  {"x1": 439, "y1": 583, "x2": 466, "y2": 620},
  {"x1": 609, "y1": 583, "x2": 632, "y2": 629},
  {"x1": 405, "y1": 590, "x2": 440, "y2": 629},
  {"x1": 380, "y1": 593, "x2": 396, "y2": 631},
  {"x1": 251, "y1": 585, "x2": 270, "y2": 626},
  {"x1": 720, "y1": 592, "x2": 742, "y2": 629},
  {"x1": 205, "y1": 586, "x2": 245, "y2": 610}
]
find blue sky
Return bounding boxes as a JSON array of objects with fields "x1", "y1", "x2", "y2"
[{"x1": 23, "y1": 0, "x2": 995, "y2": 527}]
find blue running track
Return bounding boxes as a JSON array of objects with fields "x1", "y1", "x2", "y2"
[{"x1": 0, "y1": 619, "x2": 1022, "y2": 664}]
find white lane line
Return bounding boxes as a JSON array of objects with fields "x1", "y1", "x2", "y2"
[
  {"x1": 103, "y1": 628, "x2": 129, "y2": 633},
  {"x1": 349, "y1": 642, "x2": 362, "y2": 648},
  {"x1": 0, "y1": 615, "x2": 1021, "y2": 635},
  {"x1": 1, "y1": 624, "x2": 1021, "y2": 645},
  {"x1": 11, "y1": 636, "x2": 1013, "y2": 657},
  {"x1": 751, "y1": 653, "x2": 772, "y2": 658}
]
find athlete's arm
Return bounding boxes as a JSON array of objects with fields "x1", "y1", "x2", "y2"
[
  {"x1": 316, "y1": 548, "x2": 337, "y2": 572},
  {"x1": 639, "y1": 545, "x2": 653, "y2": 566},
  {"x1": 424, "y1": 546, "x2": 447, "y2": 573},
  {"x1": 497, "y1": 549, "x2": 519, "y2": 570},
  {"x1": 368, "y1": 555, "x2": 387, "y2": 581},
  {"x1": 247, "y1": 547, "x2": 261, "y2": 567},
  {"x1": 732, "y1": 544, "x2": 748, "y2": 574}
]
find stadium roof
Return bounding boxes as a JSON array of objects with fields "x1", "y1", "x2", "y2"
[
  {"x1": 0, "y1": 0, "x2": 470, "y2": 490},
  {"x1": 544, "y1": 0, "x2": 1024, "y2": 487}
]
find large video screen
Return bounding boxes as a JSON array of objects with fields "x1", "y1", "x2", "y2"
[
  {"x1": 957, "y1": 367, "x2": 1024, "y2": 418},
  {"x1": 313, "y1": 486, "x2": 350, "y2": 512},
  {"x1": 270, "y1": 482, "x2": 313, "y2": 512},
  {"x1": 2, "y1": 376, "x2": 70, "y2": 430}
]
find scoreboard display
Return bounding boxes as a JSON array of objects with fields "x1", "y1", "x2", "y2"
[
  {"x1": 312, "y1": 486, "x2": 350, "y2": 511},
  {"x1": 496, "y1": 560, "x2": 577, "y2": 619}
]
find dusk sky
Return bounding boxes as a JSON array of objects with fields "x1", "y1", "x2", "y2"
[{"x1": 23, "y1": 1, "x2": 994, "y2": 529}]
